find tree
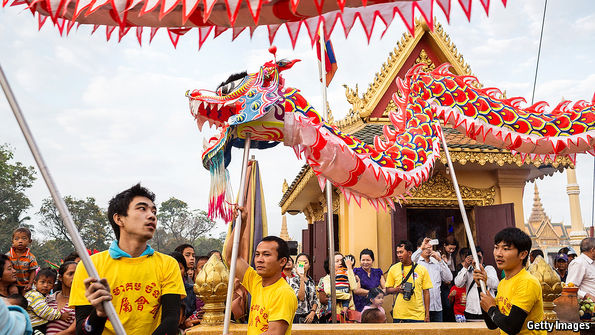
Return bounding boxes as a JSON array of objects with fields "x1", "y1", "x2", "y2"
[
  {"x1": 194, "y1": 233, "x2": 226, "y2": 257},
  {"x1": 38, "y1": 196, "x2": 111, "y2": 252},
  {"x1": 0, "y1": 144, "x2": 36, "y2": 253},
  {"x1": 154, "y1": 197, "x2": 216, "y2": 252},
  {"x1": 30, "y1": 238, "x2": 74, "y2": 267}
]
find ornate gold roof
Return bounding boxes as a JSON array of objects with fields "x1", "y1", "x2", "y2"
[{"x1": 341, "y1": 19, "x2": 472, "y2": 123}]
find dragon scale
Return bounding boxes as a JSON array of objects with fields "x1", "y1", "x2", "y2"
[{"x1": 187, "y1": 59, "x2": 595, "y2": 221}]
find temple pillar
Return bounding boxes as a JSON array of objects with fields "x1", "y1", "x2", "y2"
[
  {"x1": 338, "y1": 194, "x2": 392, "y2": 270},
  {"x1": 566, "y1": 168, "x2": 587, "y2": 251},
  {"x1": 496, "y1": 169, "x2": 529, "y2": 230}
]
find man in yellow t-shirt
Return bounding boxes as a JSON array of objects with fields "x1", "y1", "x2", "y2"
[
  {"x1": 476, "y1": 227, "x2": 546, "y2": 335},
  {"x1": 385, "y1": 240, "x2": 433, "y2": 322},
  {"x1": 69, "y1": 184, "x2": 186, "y2": 335},
  {"x1": 225, "y1": 209, "x2": 297, "y2": 335}
]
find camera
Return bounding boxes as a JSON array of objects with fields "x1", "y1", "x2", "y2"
[{"x1": 401, "y1": 282, "x2": 414, "y2": 301}]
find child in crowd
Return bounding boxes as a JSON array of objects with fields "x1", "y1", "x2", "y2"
[
  {"x1": 6, "y1": 294, "x2": 28, "y2": 310},
  {"x1": 361, "y1": 287, "x2": 385, "y2": 320},
  {"x1": 24, "y1": 268, "x2": 70, "y2": 334},
  {"x1": 6, "y1": 227, "x2": 39, "y2": 293},
  {"x1": 449, "y1": 284, "x2": 467, "y2": 322},
  {"x1": 335, "y1": 260, "x2": 351, "y2": 314}
]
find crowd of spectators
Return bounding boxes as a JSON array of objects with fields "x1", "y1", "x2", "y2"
[{"x1": 2, "y1": 182, "x2": 595, "y2": 334}]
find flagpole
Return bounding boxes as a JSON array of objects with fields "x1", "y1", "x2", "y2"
[
  {"x1": 223, "y1": 134, "x2": 252, "y2": 335},
  {"x1": 0, "y1": 63, "x2": 127, "y2": 335},
  {"x1": 438, "y1": 126, "x2": 486, "y2": 293},
  {"x1": 316, "y1": 23, "x2": 337, "y2": 324}
]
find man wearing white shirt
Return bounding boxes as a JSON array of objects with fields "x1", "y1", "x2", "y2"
[
  {"x1": 413, "y1": 238, "x2": 453, "y2": 322},
  {"x1": 454, "y1": 247, "x2": 499, "y2": 321},
  {"x1": 566, "y1": 237, "x2": 595, "y2": 300}
]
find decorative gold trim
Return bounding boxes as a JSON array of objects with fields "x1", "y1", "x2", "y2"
[
  {"x1": 404, "y1": 172, "x2": 495, "y2": 207},
  {"x1": 281, "y1": 179, "x2": 289, "y2": 195},
  {"x1": 440, "y1": 151, "x2": 574, "y2": 169},
  {"x1": 340, "y1": 19, "x2": 475, "y2": 122},
  {"x1": 280, "y1": 168, "x2": 314, "y2": 213},
  {"x1": 414, "y1": 49, "x2": 436, "y2": 73}
]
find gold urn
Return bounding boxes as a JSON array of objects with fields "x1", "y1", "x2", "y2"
[
  {"x1": 194, "y1": 254, "x2": 229, "y2": 325},
  {"x1": 528, "y1": 256, "x2": 563, "y2": 321}
]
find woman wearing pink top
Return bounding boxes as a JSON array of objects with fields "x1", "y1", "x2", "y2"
[{"x1": 45, "y1": 261, "x2": 77, "y2": 335}]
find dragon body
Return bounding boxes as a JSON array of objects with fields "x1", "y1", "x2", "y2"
[{"x1": 187, "y1": 59, "x2": 595, "y2": 221}]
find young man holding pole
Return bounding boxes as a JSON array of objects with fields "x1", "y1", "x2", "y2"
[
  {"x1": 224, "y1": 208, "x2": 297, "y2": 335},
  {"x1": 69, "y1": 184, "x2": 186, "y2": 335},
  {"x1": 476, "y1": 227, "x2": 545, "y2": 335}
]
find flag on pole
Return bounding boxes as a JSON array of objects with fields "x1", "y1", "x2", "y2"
[{"x1": 316, "y1": 38, "x2": 338, "y2": 86}]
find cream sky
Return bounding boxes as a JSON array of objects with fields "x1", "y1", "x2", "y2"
[{"x1": 1, "y1": 0, "x2": 594, "y2": 247}]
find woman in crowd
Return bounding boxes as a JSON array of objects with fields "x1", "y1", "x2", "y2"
[
  {"x1": 283, "y1": 256, "x2": 296, "y2": 281},
  {"x1": 175, "y1": 244, "x2": 196, "y2": 282},
  {"x1": 0, "y1": 254, "x2": 17, "y2": 298},
  {"x1": 317, "y1": 252, "x2": 358, "y2": 322},
  {"x1": 440, "y1": 235, "x2": 458, "y2": 322},
  {"x1": 352, "y1": 249, "x2": 385, "y2": 312},
  {"x1": 289, "y1": 253, "x2": 319, "y2": 323},
  {"x1": 45, "y1": 261, "x2": 77, "y2": 335}
]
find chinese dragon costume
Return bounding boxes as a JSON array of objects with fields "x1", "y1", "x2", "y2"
[{"x1": 187, "y1": 57, "x2": 595, "y2": 222}]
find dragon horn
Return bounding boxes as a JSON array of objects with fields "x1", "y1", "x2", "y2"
[
  {"x1": 433, "y1": 63, "x2": 452, "y2": 76},
  {"x1": 405, "y1": 63, "x2": 426, "y2": 79}
]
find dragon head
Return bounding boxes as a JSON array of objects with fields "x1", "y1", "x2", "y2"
[
  {"x1": 186, "y1": 58, "x2": 300, "y2": 169},
  {"x1": 186, "y1": 57, "x2": 300, "y2": 221}
]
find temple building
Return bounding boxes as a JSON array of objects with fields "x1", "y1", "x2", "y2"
[
  {"x1": 279, "y1": 20, "x2": 575, "y2": 280},
  {"x1": 525, "y1": 183, "x2": 572, "y2": 259}
]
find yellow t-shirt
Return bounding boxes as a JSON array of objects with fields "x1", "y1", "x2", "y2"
[
  {"x1": 385, "y1": 262, "x2": 433, "y2": 320},
  {"x1": 496, "y1": 268, "x2": 546, "y2": 335},
  {"x1": 70, "y1": 251, "x2": 186, "y2": 335},
  {"x1": 242, "y1": 267, "x2": 297, "y2": 335}
]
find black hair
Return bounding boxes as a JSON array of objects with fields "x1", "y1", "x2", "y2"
[
  {"x1": 530, "y1": 249, "x2": 544, "y2": 259},
  {"x1": 494, "y1": 227, "x2": 532, "y2": 266},
  {"x1": 417, "y1": 237, "x2": 431, "y2": 248},
  {"x1": 558, "y1": 247, "x2": 570, "y2": 255},
  {"x1": 323, "y1": 252, "x2": 346, "y2": 274},
  {"x1": 396, "y1": 240, "x2": 415, "y2": 253},
  {"x1": 0, "y1": 254, "x2": 10, "y2": 276},
  {"x1": 260, "y1": 236, "x2": 290, "y2": 262},
  {"x1": 367, "y1": 287, "x2": 384, "y2": 303},
  {"x1": 207, "y1": 250, "x2": 222, "y2": 258},
  {"x1": 295, "y1": 253, "x2": 312, "y2": 276},
  {"x1": 360, "y1": 248, "x2": 375, "y2": 262},
  {"x1": 217, "y1": 71, "x2": 248, "y2": 93},
  {"x1": 54, "y1": 261, "x2": 77, "y2": 291},
  {"x1": 174, "y1": 244, "x2": 194, "y2": 254},
  {"x1": 63, "y1": 251, "x2": 80, "y2": 263},
  {"x1": 59, "y1": 261, "x2": 77, "y2": 277},
  {"x1": 12, "y1": 227, "x2": 32, "y2": 240},
  {"x1": 170, "y1": 251, "x2": 188, "y2": 272},
  {"x1": 444, "y1": 235, "x2": 458, "y2": 247},
  {"x1": 7, "y1": 294, "x2": 28, "y2": 309},
  {"x1": 107, "y1": 183, "x2": 156, "y2": 240},
  {"x1": 197, "y1": 256, "x2": 209, "y2": 262},
  {"x1": 361, "y1": 308, "x2": 384, "y2": 323},
  {"x1": 35, "y1": 267, "x2": 57, "y2": 282},
  {"x1": 459, "y1": 247, "x2": 470, "y2": 258}
]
